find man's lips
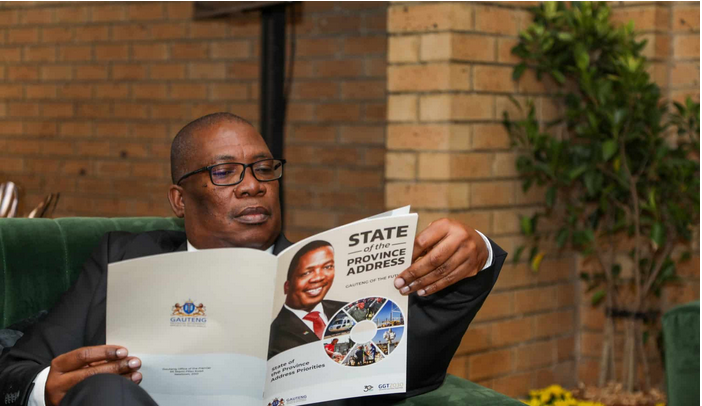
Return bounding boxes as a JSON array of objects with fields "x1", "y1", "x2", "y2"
[
  {"x1": 234, "y1": 206, "x2": 270, "y2": 224},
  {"x1": 304, "y1": 286, "x2": 325, "y2": 297}
]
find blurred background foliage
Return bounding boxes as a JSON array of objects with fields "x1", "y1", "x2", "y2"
[{"x1": 502, "y1": 1, "x2": 699, "y2": 392}]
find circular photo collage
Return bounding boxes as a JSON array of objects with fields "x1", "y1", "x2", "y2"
[{"x1": 322, "y1": 296, "x2": 405, "y2": 367}]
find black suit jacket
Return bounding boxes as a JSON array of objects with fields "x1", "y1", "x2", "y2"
[
  {"x1": 268, "y1": 300, "x2": 346, "y2": 359},
  {"x1": 0, "y1": 230, "x2": 507, "y2": 406}
]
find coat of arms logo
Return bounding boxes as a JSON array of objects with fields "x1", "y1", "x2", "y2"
[{"x1": 172, "y1": 299, "x2": 206, "y2": 317}]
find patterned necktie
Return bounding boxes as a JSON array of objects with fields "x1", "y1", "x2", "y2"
[{"x1": 303, "y1": 311, "x2": 325, "y2": 339}]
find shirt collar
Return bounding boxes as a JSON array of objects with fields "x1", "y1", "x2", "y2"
[
  {"x1": 284, "y1": 302, "x2": 326, "y2": 320},
  {"x1": 187, "y1": 240, "x2": 275, "y2": 254}
]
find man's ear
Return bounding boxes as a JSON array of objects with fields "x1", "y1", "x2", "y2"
[
  {"x1": 284, "y1": 280, "x2": 289, "y2": 295},
  {"x1": 168, "y1": 185, "x2": 185, "y2": 218}
]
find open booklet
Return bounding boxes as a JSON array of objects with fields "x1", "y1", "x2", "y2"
[{"x1": 106, "y1": 206, "x2": 418, "y2": 406}]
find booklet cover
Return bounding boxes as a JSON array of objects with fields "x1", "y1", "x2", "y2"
[{"x1": 106, "y1": 207, "x2": 418, "y2": 406}]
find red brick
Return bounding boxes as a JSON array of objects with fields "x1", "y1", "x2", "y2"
[
  {"x1": 91, "y1": 4, "x2": 126, "y2": 22},
  {"x1": 8, "y1": 66, "x2": 37, "y2": 82},
  {"x1": 474, "y1": 65, "x2": 517, "y2": 93},
  {"x1": 77, "y1": 103, "x2": 111, "y2": 118},
  {"x1": 23, "y1": 45, "x2": 56, "y2": 62},
  {"x1": 113, "y1": 103, "x2": 149, "y2": 119},
  {"x1": 673, "y1": 5, "x2": 700, "y2": 32},
  {"x1": 8, "y1": 28, "x2": 38, "y2": 44},
  {"x1": 492, "y1": 317, "x2": 533, "y2": 347},
  {"x1": 674, "y1": 34, "x2": 700, "y2": 59},
  {"x1": 58, "y1": 84, "x2": 91, "y2": 99},
  {"x1": 127, "y1": 3, "x2": 164, "y2": 21},
  {"x1": 41, "y1": 65, "x2": 72, "y2": 81},
  {"x1": 210, "y1": 40, "x2": 251, "y2": 59},
  {"x1": 151, "y1": 103, "x2": 190, "y2": 119},
  {"x1": 297, "y1": 38, "x2": 339, "y2": 57},
  {"x1": 534, "y1": 310, "x2": 574, "y2": 339},
  {"x1": 111, "y1": 24, "x2": 150, "y2": 41},
  {"x1": 190, "y1": 21, "x2": 229, "y2": 39},
  {"x1": 468, "y1": 349, "x2": 513, "y2": 380},
  {"x1": 210, "y1": 83, "x2": 248, "y2": 100},
  {"x1": 492, "y1": 372, "x2": 531, "y2": 398},
  {"x1": 40, "y1": 27, "x2": 73, "y2": 43},
  {"x1": 60, "y1": 122, "x2": 93, "y2": 138},
  {"x1": 133, "y1": 84, "x2": 168, "y2": 100},
  {"x1": 291, "y1": 82, "x2": 338, "y2": 100},
  {"x1": 149, "y1": 64, "x2": 186, "y2": 80},
  {"x1": 316, "y1": 103, "x2": 361, "y2": 122},
  {"x1": 473, "y1": 291, "x2": 513, "y2": 322},
  {"x1": 167, "y1": 2, "x2": 193, "y2": 19},
  {"x1": 111, "y1": 142, "x2": 148, "y2": 159},
  {"x1": 0, "y1": 84, "x2": 22, "y2": 98},
  {"x1": 170, "y1": 84, "x2": 207, "y2": 100},
  {"x1": 0, "y1": 10, "x2": 19, "y2": 26},
  {"x1": 95, "y1": 44, "x2": 129, "y2": 61},
  {"x1": 111, "y1": 64, "x2": 147, "y2": 80},
  {"x1": 189, "y1": 62, "x2": 226, "y2": 80},
  {"x1": 227, "y1": 61, "x2": 259, "y2": 79},
  {"x1": 59, "y1": 45, "x2": 91, "y2": 61},
  {"x1": 171, "y1": 42, "x2": 208, "y2": 59},
  {"x1": 25, "y1": 84, "x2": 57, "y2": 99},
  {"x1": 40, "y1": 140, "x2": 73, "y2": 155},
  {"x1": 24, "y1": 121, "x2": 57, "y2": 136},
  {"x1": 318, "y1": 14, "x2": 362, "y2": 34},
  {"x1": 9, "y1": 102, "x2": 39, "y2": 117},
  {"x1": 94, "y1": 84, "x2": 128, "y2": 99},
  {"x1": 514, "y1": 286, "x2": 559, "y2": 314},
  {"x1": 151, "y1": 22, "x2": 187, "y2": 39},
  {"x1": 42, "y1": 103, "x2": 74, "y2": 118},
  {"x1": 0, "y1": 47, "x2": 21, "y2": 62},
  {"x1": 5, "y1": 139, "x2": 40, "y2": 154},
  {"x1": 316, "y1": 59, "x2": 364, "y2": 78},
  {"x1": 339, "y1": 125, "x2": 384, "y2": 145},
  {"x1": 515, "y1": 341, "x2": 555, "y2": 370},
  {"x1": 132, "y1": 123, "x2": 168, "y2": 139},
  {"x1": 341, "y1": 80, "x2": 385, "y2": 100},
  {"x1": 75, "y1": 65, "x2": 108, "y2": 80},
  {"x1": 133, "y1": 43, "x2": 168, "y2": 60},
  {"x1": 344, "y1": 36, "x2": 386, "y2": 55},
  {"x1": 55, "y1": 6, "x2": 89, "y2": 23},
  {"x1": 75, "y1": 26, "x2": 108, "y2": 42}
]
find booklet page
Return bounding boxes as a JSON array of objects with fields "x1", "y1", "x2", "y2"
[
  {"x1": 107, "y1": 249, "x2": 277, "y2": 406},
  {"x1": 265, "y1": 213, "x2": 418, "y2": 405}
]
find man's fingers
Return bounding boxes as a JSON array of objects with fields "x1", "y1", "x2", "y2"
[
  {"x1": 418, "y1": 261, "x2": 472, "y2": 297},
  {"x1": 400, "y1": 245, "x2": 472, "y2": 296},
  {"x1": 53, "y1": 345, "x2": 128, "y2": 372},
  {"x1": 410, "y1": 220, "x2": 451, "y2": 262},
  {"x1": 122, "y1": 371, "x2": 143, "y2": 384},
  {"x1": 60, "y1": 357, "x2": 141, "y2": 388},
  {"x1": 395, "y1": 235, "x2": 462, "y2": 293}
]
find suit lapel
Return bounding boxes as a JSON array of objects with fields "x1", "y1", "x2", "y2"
[
  {"x1": 279, "y1": 307, "x2": 318, "y2": 343},
  {"x1": 179, "y1": 233, "x2": 292, "y2": 254}
]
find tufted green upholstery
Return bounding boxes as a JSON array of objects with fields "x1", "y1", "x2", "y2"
[
  {"x1": 0, "y1": 217, "x2": 522, "y2": 405},
  {"x1": 0, "y1": 217, "x2": 184, "y2": 329}
]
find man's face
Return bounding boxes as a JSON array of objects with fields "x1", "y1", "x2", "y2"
[
  {"x1": 284, "y1": 246, "x2": 335, "y2": 311},
  {"x1": 176, "y1": 121, "x2": 281, "y2": 250}
]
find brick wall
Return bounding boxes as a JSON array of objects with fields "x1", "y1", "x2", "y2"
[
  {"x1": 386, "y1": 0, "x2": 699, "y2": 398},
  {"x1": 0, "y1": 1, "x2": 388, "y2": 242}
]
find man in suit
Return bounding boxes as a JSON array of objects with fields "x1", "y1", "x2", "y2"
[
  {"x1": 268, "y1": 240, "x2": 346, "y2": 359},
  {"x1": 0, "y1": 112, "x2": 506, "y2": 406}
]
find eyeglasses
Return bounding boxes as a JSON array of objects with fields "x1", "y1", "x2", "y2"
[{"x1": 176, "y1": 159, "x2": 286, "y2": 186}]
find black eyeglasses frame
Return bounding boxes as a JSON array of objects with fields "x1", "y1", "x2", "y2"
[{"x1": 176, "y1": 158, "x2": 286, "y2": 186}]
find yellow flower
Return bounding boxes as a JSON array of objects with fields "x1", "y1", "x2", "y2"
[
  {"x1": 655, "y1": 403, "x2": 666, "y2": 406},
  {"x1": 540, "y1": 391, "x2": 552, "y2": 403}
]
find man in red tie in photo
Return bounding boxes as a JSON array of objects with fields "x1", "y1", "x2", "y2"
[{"x1": 268, "y1": 240, "x2": 345, "y2": 359}]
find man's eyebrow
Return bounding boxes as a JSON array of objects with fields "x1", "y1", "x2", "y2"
[{"x1": 213, "y1": 153, "x2": 272, "y2": 162}]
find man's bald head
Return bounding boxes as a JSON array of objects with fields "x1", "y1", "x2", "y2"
[{"x1": 170, "y1": 112, "x2": 255, "y2": 184}]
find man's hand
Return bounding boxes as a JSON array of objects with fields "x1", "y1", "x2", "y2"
[
  {"x1": 45, "y1": 345, "x2": 142, "y2": 406},
  {"x1": 394, "y1": 218, "x2": 489, "y2": 296}
]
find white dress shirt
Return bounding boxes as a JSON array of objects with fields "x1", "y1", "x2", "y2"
[{"x1": 28, "y1": 231, "x2": 493, "y2": 406}]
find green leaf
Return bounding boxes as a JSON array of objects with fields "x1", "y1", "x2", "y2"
[
  {"x1": 551, "y1": 69, "x2": 566, "y2": 84},
  {"x1": 602, "y1": 140, "x2": 618, "y2": 161},
  {"x1": 557, "y1": 32, "x2": 574, "y2": 42},
  {"x1": 651, "y1": 222, "x2": 665, "y2": 248},
  {"x1": 513, "y1": 245, "x2": 526, "y2": 263},
  {"x1": 591, "y1": 290, "x2": 606, "y2": 306},
  {"x1": 568, "y1": 165, "x2": 587, "y2": 180},
  {"x1": 520, "y1": 215, "x2": 533, "y2": 236},
  {"x1": 556, "y1": 227, "x2": 569, "y2": 248},
  {"x1": 513, "y1": 63, "x2": 527, "y2": 81},
  {"x1": 546, "y1": 186, "x2": 556, "y2": 207},
  {"x1": 575, "y1": 45, "x2": 590, "y2": 70}
]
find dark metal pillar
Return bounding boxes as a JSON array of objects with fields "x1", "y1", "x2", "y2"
[{"x1": 260, "y1": 4, "x2": 287, "y2": 219}]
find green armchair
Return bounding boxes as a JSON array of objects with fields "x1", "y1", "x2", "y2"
[{"x1": 0, "y1": 217, "x2": 521, "y2": 405}]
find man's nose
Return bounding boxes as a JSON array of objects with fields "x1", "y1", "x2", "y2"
[
  {"x1": 234, "y1": 166, "x2": 265, "y2": 197},
  {"x1": 310, "y1": 269, "x2": 326, "y2": 282}
]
